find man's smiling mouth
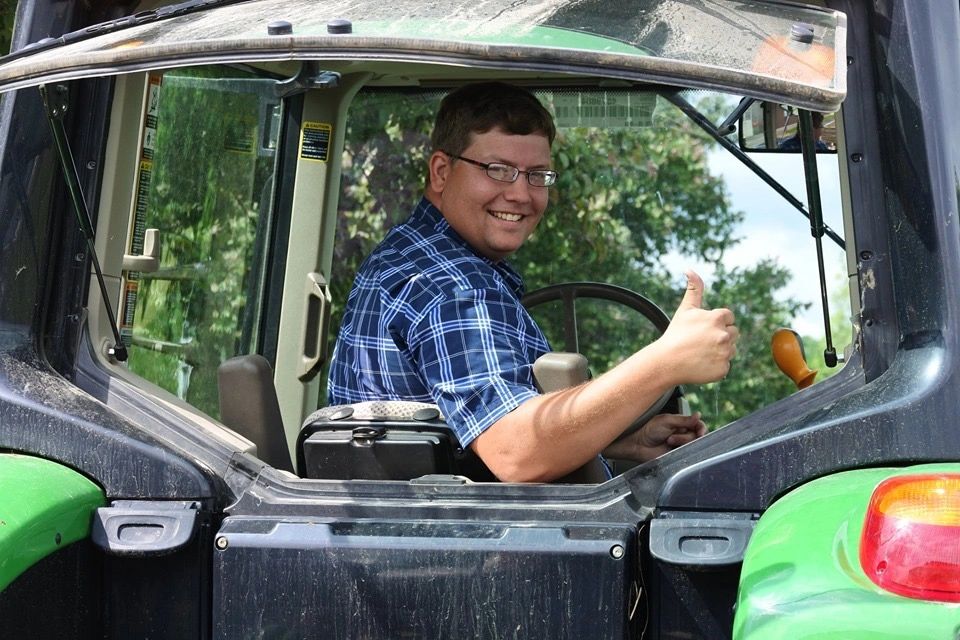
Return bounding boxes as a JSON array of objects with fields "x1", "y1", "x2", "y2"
[{"x1": 490, "y1": 210, "x2": 523, "y2": 222}]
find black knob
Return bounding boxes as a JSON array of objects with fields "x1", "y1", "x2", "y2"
[
  {"x1": 327, "y1": 18, "x2": 353, "y2": 34},
  {"x1": 267, "y1": 20, "x2": 293, "y2": 36}
]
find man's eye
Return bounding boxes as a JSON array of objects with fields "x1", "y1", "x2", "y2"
[{"x1": 487, "y1": 164, "x2": 517, "y2": 181}]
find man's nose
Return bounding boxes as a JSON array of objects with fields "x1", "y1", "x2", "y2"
[{"x1": 503, "y1": 176, "x2": 533, "y2": 202}]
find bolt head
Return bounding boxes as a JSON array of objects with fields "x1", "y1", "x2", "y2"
[{"x1": 267, "y1": 20, "x2": 293, "y2": 36}]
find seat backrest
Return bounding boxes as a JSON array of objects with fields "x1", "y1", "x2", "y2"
[{"x1": 217, "y1": 355, "x2": 294, "y2": 473}]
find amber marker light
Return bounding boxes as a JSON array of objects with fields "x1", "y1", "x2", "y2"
[
  {"x1": 860, "y1": 474, "x2": 960, "y2": 602},
  {"x1": 752, "y1": 23, "x2": 836, "y2": 90}
]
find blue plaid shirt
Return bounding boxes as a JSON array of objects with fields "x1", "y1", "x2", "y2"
[{"x1": 328, "y1": 197, "x2": 551, "y2": 447}]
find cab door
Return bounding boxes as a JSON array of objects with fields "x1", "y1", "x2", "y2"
[
  {"x1": 89, "y1": 67, "x2": 362, "y2": 458},
  {"x1": 111, "y1": 69, "x2": 287, "y2": 419}
]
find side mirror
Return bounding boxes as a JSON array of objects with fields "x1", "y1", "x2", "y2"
[{"x1": 738, "y1": 101, "x2": 837, "y2": 153}]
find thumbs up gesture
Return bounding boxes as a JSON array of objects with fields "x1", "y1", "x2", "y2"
[{"x1": 659, "y1": 271, "x2": 739, "y2": 385}]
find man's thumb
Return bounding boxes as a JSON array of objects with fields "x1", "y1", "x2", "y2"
[{"x1": 679, "y1": 271, "x2": 704, "y2": 310}]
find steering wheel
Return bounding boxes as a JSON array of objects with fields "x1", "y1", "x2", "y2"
[{"x1": 521, "y1": 282, "x2": 681, "y2": 438}]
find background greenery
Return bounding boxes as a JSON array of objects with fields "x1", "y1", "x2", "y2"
[
  {"x1": 0, "y1": 0, "x2": 17, "y2": 55},
  {"x1": 126, "y1": 71, "x2": 278, "y2": 417},
  {"x1": 0, "y1": 0, "x2": 13, "y2": 54}
]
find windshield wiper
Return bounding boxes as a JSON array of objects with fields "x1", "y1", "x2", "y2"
[
  {"x1": 3, "y1": 0, "x2": 251, "y2": 64},
  {"x1": 40, "y1": 83, "x2": 127, "y2": 362}
]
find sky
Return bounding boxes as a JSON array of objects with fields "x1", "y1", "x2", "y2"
[{"x1": 663, "y1": 149, "x2": 847, "y2": 339}]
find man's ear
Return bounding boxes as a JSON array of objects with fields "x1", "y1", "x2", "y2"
[{"x1": 428, "y1": 151, "x2": 451, "y2": 194}]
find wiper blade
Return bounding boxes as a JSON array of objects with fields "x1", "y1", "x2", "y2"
[{"x1": 40, "y1": 83, "x2": 127, "y2": 362}]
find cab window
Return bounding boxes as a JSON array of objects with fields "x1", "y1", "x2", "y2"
[{"x1": 124, "y1": 67, "x2": 282, "y2": 419}]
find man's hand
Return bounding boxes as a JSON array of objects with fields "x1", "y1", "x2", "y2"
[
  {"x1": 602, "y1": 412, "x2": 707, "y2": 462},
  {"x1": 658, "y1": 271, "x2": 739, "y2": 385}
]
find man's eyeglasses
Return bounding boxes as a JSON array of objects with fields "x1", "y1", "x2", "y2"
[{"x1": 443, "y1": 152, "x2": 558, "y2": 187}]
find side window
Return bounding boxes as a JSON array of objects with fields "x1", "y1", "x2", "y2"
[
  {"x1": 124, "y1": 69, "x2": 282, "y2": 419},
  {"x1": 518, "y1": 91, "x2": 848, "y2": 427}
]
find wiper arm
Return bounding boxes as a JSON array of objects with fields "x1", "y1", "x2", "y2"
[
  {"x1": 40, "y1": 84, "x2": 128, "y2": 362},
  {"x1": 717, "y1": 97, "x2": 755, "y2": 137},
  {"x1": 664, "y1": 92, "x2": 845, "y2": 251},
  {"x1": 3, "y1": 0, "x2": 250, "y2": 64}
]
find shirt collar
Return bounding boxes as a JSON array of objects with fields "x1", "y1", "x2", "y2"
[{"x1": 412, "y1": 196, "x2": 526, "y2": 296}]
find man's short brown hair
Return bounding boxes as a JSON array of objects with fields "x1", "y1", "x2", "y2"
[{"x1": 430, "y1": 82, "x2": 556, "y2": 157}]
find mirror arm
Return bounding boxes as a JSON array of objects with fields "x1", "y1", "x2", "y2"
[
  {"x1": 799, "y1": 110, "x2": 838, "y2": 367},
  {"x1": 717, "y1": 97, "x2": 755, "y2": 137},
  {"x1": 663, "y1": 92, "x2": 845, "y2": 251},
  {"x1": 274, "y1": 61, "x2": 340, "y2": 98},
  {"x1": 40, "y1": 83, "x2": 128, "y2": 362}
]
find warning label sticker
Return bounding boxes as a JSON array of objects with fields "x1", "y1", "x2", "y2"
[{"x1": 300, "y1": 122, "x2": 332, "y2": 162}]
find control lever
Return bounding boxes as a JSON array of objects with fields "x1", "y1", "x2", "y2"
[{"x1": 771, "y1": 328, "x2": 817, "y2": 390}]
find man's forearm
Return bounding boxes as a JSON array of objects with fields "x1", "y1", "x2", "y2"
[{"x1": 471, "y1": 342, "x2": 677, "y2": 482}]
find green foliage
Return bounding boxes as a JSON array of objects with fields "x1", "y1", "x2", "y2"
[
  {"x1": 692, "y1": 261, "x2": 808, "y2": 427},
  {"x1": 0, "y1": 0, "x2": 14, "y2": 55}
]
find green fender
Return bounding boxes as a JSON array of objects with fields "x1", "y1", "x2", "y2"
[
  {"x1": 733, "y1": 463, "x2": 960, "y2": 640},
  {"x1": 0, "y1": 454, "x2": 106, "y2": 592}
]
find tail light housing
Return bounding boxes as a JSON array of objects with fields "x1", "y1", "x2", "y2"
[{"x1": 860, "y1": 474, "x2": 960, "y2": 602}]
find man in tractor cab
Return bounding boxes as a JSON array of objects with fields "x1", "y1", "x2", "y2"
[{"x1": 328, "y1": 82, "x2": 739, "y2": 482}]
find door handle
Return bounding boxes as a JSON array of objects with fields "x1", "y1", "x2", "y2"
[
  {"x1": 122, "y1": 228, "x2": 160, "y2": 273},
  {"x1": 91, "y1": 500, "x2": 199, "y2": 556},
  {"x1": 298, "y1": 272, "x2": 332, "y2": 381}
]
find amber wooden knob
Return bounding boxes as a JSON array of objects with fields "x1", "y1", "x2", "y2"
[{"x1": 771, "y1": 328, "x2": 817, "y2": 390}]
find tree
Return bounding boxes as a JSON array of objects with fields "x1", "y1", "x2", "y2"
[{"x1": 127, "y1": 70, "x2": 274, "y2": 418}]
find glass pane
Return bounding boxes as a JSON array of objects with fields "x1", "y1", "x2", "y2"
[
  {"x1": 526, "y1": 298, "x2": 664, "y2": 375},
  {"x1": 125, "y1": 67, "x2": 281, "y2": 419},
  {"x1": 332, "y1": 85, "x2": 849, "y2": 429}
]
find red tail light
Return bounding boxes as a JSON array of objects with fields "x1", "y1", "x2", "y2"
[{"x1": 860, "y1": 474, "x2": 960, "y2": 602}]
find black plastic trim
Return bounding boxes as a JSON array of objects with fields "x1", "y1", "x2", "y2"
[{"x1": 92, "y1": 500, "x2": 200, "y2": 556}]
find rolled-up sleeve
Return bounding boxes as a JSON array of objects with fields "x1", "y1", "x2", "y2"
[{"x1": 408, "y1": 286, "x2": 546, "y2": 447}]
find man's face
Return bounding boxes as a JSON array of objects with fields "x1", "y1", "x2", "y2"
[{"x1": 429, "y1": 128, "x2": 551, "y2": 261}]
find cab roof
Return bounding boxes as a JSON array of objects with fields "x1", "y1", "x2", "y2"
[{"x1": 0, "y1": 0, "x2": 846, "y2": 110}]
